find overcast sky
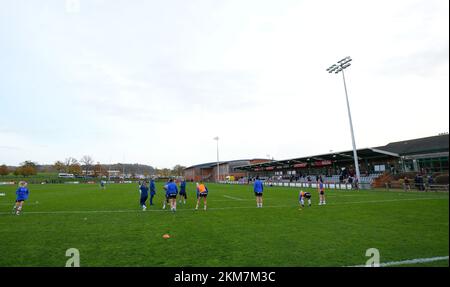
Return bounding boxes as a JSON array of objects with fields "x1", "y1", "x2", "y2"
[{"x1": 0, "y1": 0, "x2": 448, "y2": 168}]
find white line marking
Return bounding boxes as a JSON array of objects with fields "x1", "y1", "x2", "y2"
[
  {"x1": 0, "y1": 202, "x2": 40, "y2": 206},
  {"x1": 216, "y1": 197, "x2": 273, "y2": 201},
  {"x1": 0, "y1": 205, "x2": 290, "y2": 215},
  {"x1": 222, "y1": 195, "x2": 244, "y2": 201},
  {"x1": 349, "y1": 256, "x2": 449, "y2": 267},
  {"x1": 0, "y1": 197, "x2": 446, "y2": 215}
]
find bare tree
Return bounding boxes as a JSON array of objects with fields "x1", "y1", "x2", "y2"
[
  {"x1": 64, "y1": 157, "x2": 78, "y2": 168},
  {"x1": 80, "y1": 155, "x2": 94, "y2": 177},
  {"x1": 172, "y1": 165, "x2": 186, "y2": 176},
  {"x1": 64, "y1": 158, "x2": 81, "y2": 176}
]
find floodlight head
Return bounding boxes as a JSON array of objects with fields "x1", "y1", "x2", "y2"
[
  {"x1": 327, "y1": 57, "x2": 352, "y2": 74},
  {"x1": 338, "y1": 56, "x2": 351, "y2": 64},
  {"x1": 326, "y1": 64, "x2": 337, "y2": 72},
  {"x1": 341, "y1": 62, "x2": 351, "y2": 69}
]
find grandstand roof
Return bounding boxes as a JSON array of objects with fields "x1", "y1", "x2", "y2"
[
  {"x1": 235, "y1": 148, "x2": 399, "y2": 171},
  {"x1": 184, "y1": 162, "x2": 224, "y2": 170},
  {"x1": 184, "y1": 159, "x2": 267, "y2": 170},
  {"x1": 374, "y1": 134, "x2": 449, "y2": 156}
]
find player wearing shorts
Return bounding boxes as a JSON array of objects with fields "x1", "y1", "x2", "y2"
[
  {"x1": 195, "y1": 181, "x2": 208, "y2": 211},
  {"x1": 254, "y1": 176, "x2": 264, "y2": 208},
  {"x1": 149, "y1": 178, "x2": 156, "y2": 206},
  {"x1": 166, "y1": 178, "x2": 178, "y2": 212},
  {"x1": 179, "y1": 179, "x2": 187, "y2": 204},
  {"x1": 13, "y1": 181, "x2": 29, "y2": 215},
  {"x1": 139, "y1": 181, "x2": 149, "y2": 211},
  {"x1": 162, "y1": 179, "x2": 170, "y2": 209},
  {"x1": 318, "y1": 181, "x2": 326, "y2": 205},
  {"x1": 299, "y1": 190, "x2": 311, "y2": 208}
]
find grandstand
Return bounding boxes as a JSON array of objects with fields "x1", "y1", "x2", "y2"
[
  {"x1": 234, "y1": 134, "x2": 448, "y2": 189},
  {"x1": 184, "y1": 135, "x2": 448, "y2": 189}
]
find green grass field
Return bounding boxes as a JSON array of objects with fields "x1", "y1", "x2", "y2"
[{"x1": 0, "y1": 183, "x2": 448, "y2": 267}]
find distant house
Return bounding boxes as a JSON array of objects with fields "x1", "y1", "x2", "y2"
[{"x1": 107, "y1": 170, "x2": 121, "y2": 177}]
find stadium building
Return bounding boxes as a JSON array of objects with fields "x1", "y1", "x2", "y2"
[
  {"x1": 185, "y1": 134, "x2": 448, "y2": 188},
  {"x1": 235, "y1": 134, "x2": 448, "y2": 185},
  {"x1": 184, "y1": 159, "x2": 270, "y2": 182}
]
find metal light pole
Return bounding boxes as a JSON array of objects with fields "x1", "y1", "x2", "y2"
[
  {"x1": 327, "y1": 56, "x2": 361, "y2": 184},
  {"x1": 215, "y1": 137, "x2": 220, "y2": 182}
]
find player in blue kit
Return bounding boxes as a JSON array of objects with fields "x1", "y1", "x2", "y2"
[
  {"x1": 253, "y1": 176, "x2": 264, "y2": 208},
  {"x1": 149, "y1": 178, "x2": 156, "y2": 206},
  {"x1": 162, "y1": 179, "x2": 170, "y2": 209},
  {"x1": 139, "y1": 181, "x2": 149, "y2": 211},
  {"x1": 179, "y1": 179, "x2": 187, "y2": 205},
  {"x1": 13, "y1": 181, "x2": 29, "y2": 215},
  {"x1": 165, "y1": 178, "x2": 178, "y2": 212}
]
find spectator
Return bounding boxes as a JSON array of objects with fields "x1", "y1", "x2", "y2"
[
  {"x1": 427, "y1": 175, "x2": 434, "y2": 190},
  {"x1": 414, "y1": 174, "x2": 420, "y2": 190},
  {"x1": 348, "y1": 176, "x2": 353, "y2": 185},
  {"x1": 316, "y1": 175, "x2": 323, "y2": 183},
  {"x1": 418, "y1": 174, "x2": 425, "y2": 191},
  {"x1": 403, "y1": 177, "x2": 411, "y2": 191}
]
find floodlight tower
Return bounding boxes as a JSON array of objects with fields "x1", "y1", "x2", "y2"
[
  {"x1": 326, "y1": 56, "x2": 361, "y2": 184},
  {"x1": 213, "y1": 136, "x2": 220, "y2": 182}
]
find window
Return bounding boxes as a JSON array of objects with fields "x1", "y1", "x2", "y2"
[{"x1": 374, "y1": 165, "x2": 385, "y2": 172}]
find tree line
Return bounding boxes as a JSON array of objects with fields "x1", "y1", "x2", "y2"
[{"x1": 0, "y1": 156, "x2": 186, "y2": 178}]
